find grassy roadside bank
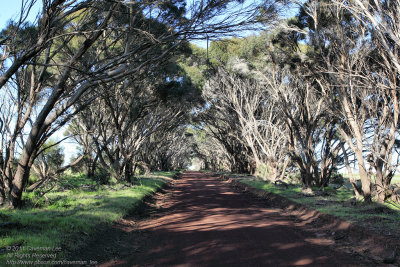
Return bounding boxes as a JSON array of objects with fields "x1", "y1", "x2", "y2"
[
  {"x1": 239, "y1": 178, "x2": 400, "y2": 238},
  {"x1": 0, "y1": 171, "x2": 176, "y2": 265}
]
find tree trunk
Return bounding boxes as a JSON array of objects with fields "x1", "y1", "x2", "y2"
[
  {"x1": 375, "y1": 169, "x2": 385, "y2": 204},
  {"x1": 357, "y1": 158, "x2": 371, "y2": 202},
  {"x1": 278, "y1": 157, "x2": 290, "y2": 181},
  {"x1": 133, "y1": 163, "x2": 138, "y2": 177},
  {"x1": 10, "y1": 164, "x2": 30, "y2": 208},
  {"x1": 10, "y1": 141, "x2": 38, "y2": 208},
  {"x1": 124, "y1": 160, "x2": 133, "y2": 183},
  {"x1": 0, "y1": 188, "x2": 4, "y2": 205},
  {"x1": 86, "y1": 155, "x2": 98, "y2": 178},
  {"x1": 341, "y1": 144, "x2": 361, "y2": 199}
]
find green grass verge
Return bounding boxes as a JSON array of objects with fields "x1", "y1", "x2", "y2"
[
  {"x1": 242, "y1": 179, "x2": 400, "y2": 236},
  {"x1": 150, "y1": 171, "x2": 180, "y2": 178},
  {"x1": 0, "y1": 172, "x2": 173, "y2": 265}
]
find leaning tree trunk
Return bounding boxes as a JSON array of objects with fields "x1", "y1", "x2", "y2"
[{"x1": 10, "y1": 150, "x2": 36, "y2": 208}]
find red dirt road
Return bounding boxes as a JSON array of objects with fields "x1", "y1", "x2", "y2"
[{"x1": 101, "y1": 172, "x2": 371, "y2": 266}]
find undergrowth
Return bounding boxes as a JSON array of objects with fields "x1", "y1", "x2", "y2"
[
  {"x1": 0, "y1": 172, "x2": 174, "y2": 264},
  {"x1": 242, "y1": 179, "x2": 400, "y2": 236}
]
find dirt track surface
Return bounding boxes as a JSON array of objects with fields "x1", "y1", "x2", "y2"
[{"x1": 96, "y1": 172, "x2": 373, "y2": 266}]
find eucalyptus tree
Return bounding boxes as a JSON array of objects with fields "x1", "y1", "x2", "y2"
[
  {"x1": 64, "y1": 117, "x2": 98, "y2": 178},
  {"x1": 28, "y1": 140, "x2": 84, "y2": 192},
  {"x1": 0, "y1": 0, "x2": 277, "y2": 208},
  {"x1": 199, "y1": 93, "x2": 257, "y2": 173},
  {"x1": 291, "y1": 0, "x2": 400, "y2": 202},
  {"x1": 208, "y1": 67, "x2": 289, "y2": 181},
  {"x1": 0, "y1": 0, "x2": 93, "y2": 206},
  {"x1": 189, "y1": 125, "x2": 233, "y2": 172},
  {"x1": 30, "y1": 141, "x2": 64, "y2": 191},
  {"x1": 138, "y1": 126, "x2": 194, "y2": 171},
  {"x1": 190, "y1": 36, "x2": 286, "y2": 175},
  {"x1": 72, "y1": 84, "x2": 193, "y2": 181},
  {"x1": 0, "y1": 0, "x2": 79, "y2": 89},
  {"x1": 200, "y1": 29, "x2": 345, "y2": 187},
  {"x1": 234, "y1": 30, "x2": 345, "y2": 188},
  {"x1": 266, "y1": 67, "x2": 344, "y2": 190},
  {"x1": 181, "y1": 46, "x2": 256, "y2": 173},
  {"x1": 70, "y1": 46, "x2": 201, "y2": 179},
  {"x1": 329, "y1": 0, "x2": 400, "y2": 203}
]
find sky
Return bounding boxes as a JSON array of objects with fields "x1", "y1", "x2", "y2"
[{"x1": 0, "y1": 0, "x2": 40, "y2": 29}]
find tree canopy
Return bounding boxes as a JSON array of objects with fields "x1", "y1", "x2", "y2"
[{"x1": 1, "y1": 0, "x2": 400, "y2": 208}]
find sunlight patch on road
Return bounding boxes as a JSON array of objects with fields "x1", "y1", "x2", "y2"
[{"x1": 291, "y1": 258, "x2": 313, "y2": 265}]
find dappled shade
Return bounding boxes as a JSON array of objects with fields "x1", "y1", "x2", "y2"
[{"x1": 97, "y1": 172, "x2": 367, "y2": 266}]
